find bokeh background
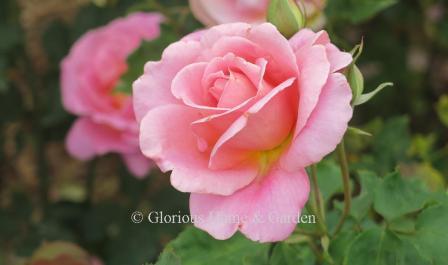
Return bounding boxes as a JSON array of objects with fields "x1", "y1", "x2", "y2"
[{"x1": 1, "y1": 0, "x2": 447, "y2": 264}]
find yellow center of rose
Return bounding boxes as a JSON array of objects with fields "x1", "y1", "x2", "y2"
[{"x1": 256, "y1": 134, "x2": 292, "y2": 179}]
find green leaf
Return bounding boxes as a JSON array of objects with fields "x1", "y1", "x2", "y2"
[
  {"x1": 344, "y1": 227, "x2": 431, "y2": 265},
  {"x1": 348, "y1": 126, "x2": 372, "y2": 137},
  {"x1": 373, "y1": 116, "x2": 411, "y2": 173},
  {"x1": 326, "y1": 0, "x2": 398, "y2": 23},
  {"x1": 156, "y1": 249, "x2": 181, "y2": 265},
  {"x1": 329, "y1": 230, "x2": 358, "y2": 265},
  {"x1": 436, "y1": 95, "x2": 448, "y2": 127},
  {"x1": 113, "y1": 25, "x2": 178, "y2": 95},
  {"x1": 155, "y1": 227, "x2": 269, "y2": 265},
  {"x1": 350, "y1": 171, "x2": 381, "y2": 222},
  {"x1": 413, "y1": 205, "x2": 448, "y2": 265},
  {"x1": 373, "y1": 172, "x2": 428, "y2": 220},
  {"x1": 353, "y1": 82, "x2": 393, "y2": 106},
  {"x1": 315, "y1": 160, "x2": 344, "y2": 203},
  {"x1": 388, "y1": 217, "x2": 415, "y2": 234},
  {"x1": 270, "y1": 243, "x2": 316, "y2": 265}
]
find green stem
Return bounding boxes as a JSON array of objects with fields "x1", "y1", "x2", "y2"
[
  {"x1": 307, "y1": 238, "x2": 323, "y2": 262},
  {"x1": 311, "y1": 164, "x2": 326, "y2": 223},
  {"x1": 334, "y1": 140, "x2": 351, "y2": 235}
]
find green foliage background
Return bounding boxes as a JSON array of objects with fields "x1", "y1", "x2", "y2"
[{"x1": 0, "y1": 0, "x2": 447, "y2": 264}]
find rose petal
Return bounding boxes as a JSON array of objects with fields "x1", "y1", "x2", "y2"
[
  {"x1": 63, "y1": 12, "x2": 163, "y2": 118},
  {"x1": 294, "y1": 44, "x2": 331, "y2": 137},
  {"x1": 200, "y1": 23, "x2": 298, "y2": 83},
  {"x1": 133, "y1": 40, "x2": 203, "y2": 122},
  {"x1": 202, "y1": 53, "x2": 265, "y2": 91},
  {"x1": 281, "y1": 73, "x2": 353, "y2": 170},
  {"x1": 189, "y1": 1, "x2": 267, "y2": 26},
  {"x1": 122, "y1": 152, "x2": 154, "y2": 179},
  {"x1": 289, "y1": 29, "x2": 352, "y2": 73},
  {"x1": 171, "y1": 62, "x2": 220, "y2": 110},
  {"x1": 209, "y1": 77, "x2": 296, "y2": 170},
  {"x1": 139, "y1": 104, "x2": 259, "y2": 195},
  {"x1": 289, "y1": 29, "x2": 330, "y2": 52},
  {"x1": 190, "y1": 167, "x2": 310, "y2": 242},
  {"x1": 217, "y1": 71, "x2": 257, "y2": 108},
  {"x1": 66, "y1": 118, "x2": 135, "y2": 160},
  {"x1": 325, "y1": 43, "x2": 352, "y2": 72}
]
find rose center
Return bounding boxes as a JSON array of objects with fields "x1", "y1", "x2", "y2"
[{"x1": 208, "y1": 71, "x2": 257, "y2": 109}]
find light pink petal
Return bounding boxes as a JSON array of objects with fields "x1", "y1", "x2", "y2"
[
  {"x1": 189, "y1": 0, "x2": 220, "y2": 26},
  {"x1": 289, "y1": 29, "x2": 330, "y2": 52},
  {"x1": 281, "y1": 73, "x2": 353, "y2": 170},
  {"x1": 202, "y1": 53, "x2": 264, "y2": 91},
  {"x1": 109, "y1": 12, "x2": 164, "y2": 41},
  {"x1": 182, "y1": 29, "x2": 206, "y2": 42},
  {"x1": 62, "y1": 12, "x2": 163, "y2": 117},
  {"x1": 209, "y1": 78, "x2": 296, "y2": 170},
  {"x1": 171, "y1": 62, "x2": 215, "y2": 107},
  {"x1": 139, "y1": 104, "x2": 258, "y2": 195},
  {"x1": 190, "y1": 95, "x2": 257, "y2": 153},
  {"x1": 133, "y1": 40, "x2": 203, "y2": 122},
  {"x1": 190, "y1": 167, "x2": 310, "y2": 242},
  {"x1": 122, "y1": 153, "x2": 154, "y2": 179},
  {"x1": 289, "y1": 29, "x2": 352, "y2": 73},
  {"x1": 294, "y1": 45, "x2": 331, "y2": 136},
  {"x1": 189, "y1": 0, "x2": 268, "y2": 26},
  {"x1": 217, "y1": 72, "x2": 257, "y2": 108},
  {"x1": 190, "y1": 57, "x2": 269, "y2": 153},
  {"x1": 66, "y1": 118, "x2": 135, "y2": 160},
  {"x1": 202, "y1": 23, "x2": 298, "y2": 82},
  {"x1": 325, "y1": 43, "x2": 352, "y2": 72}
]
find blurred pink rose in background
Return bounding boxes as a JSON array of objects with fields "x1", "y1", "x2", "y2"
[
  {"x1": 29, "y1": 241, "x2": 99, "y2": 265},
  {"x1": 189, "y1": 0, "x2": 326, "y2": 28},
  {"x1": 61, "y1": 12, "x2": 163, "y2": 178},
  {"x1": 134, "y1": 23, "x2": 352, "y2": 242}
]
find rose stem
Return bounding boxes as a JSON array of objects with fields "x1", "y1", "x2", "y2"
[
  {"x1": 311, "y1": 164, "x2": 326, "y2": 223},
  {"x1": 334, "y1": 139, "x2": 351, "y2": 235}
]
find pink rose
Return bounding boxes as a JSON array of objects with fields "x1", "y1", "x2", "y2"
[
  {"x1": 61, "y1": 12, "x2": 163, "y2": 178},
  {"x1": 189, "y1": 0, "x2": 325, "y2": 28},
  {"x1": 134, "y1": 23, "x2": 353, "y2": 242}
]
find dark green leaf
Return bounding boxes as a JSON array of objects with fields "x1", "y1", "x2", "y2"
[
  {"x1": 373, "y1": 172, "x2": 428, "y2": 220},
  {"x1": 373, "y1": 116, "x2": 411, "y2": 173},
  {"x1": 155, "y1": 227, "x2": 269, "y2": 265},
  {"x1": 344, "y1": 227, "x2": 431, "y2": 265},
  {"x1": 388, "y1": 217, "x2": 415, "y2": 234},
  {"x1": 413, "y1": 205, "x2": 448, "y2": 265},
  {"x1": 329, "y1": 230, "x2": 357, "y2": 265},
  {"x1": 270, "y1": 243, "x2": 315, "y2": 265},
  {"x1": 350, "y1": 171, "x2": 381, "y2": 221},
  {"x1": 156, "y1": 249, "x2": 182, "y2": 265},
  {"x1": 315, "y1": 160, "x2": 344, "y2": 203}
]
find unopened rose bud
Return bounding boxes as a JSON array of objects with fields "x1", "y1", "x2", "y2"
[
  {"x1": 268, "y1": 0, "x2": 305, "y2": 38},
  {"x1": 347, "y1": 64, "x2": 365, "y2": 105}
]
